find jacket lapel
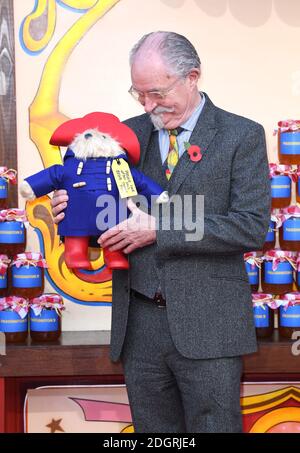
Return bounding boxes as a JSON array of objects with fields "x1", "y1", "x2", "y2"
[
  {"x1": 134, "y1": 116, "x2": 154, "y2": 172},
  {"x1": 167, "y1": 93, "x2": 218, "y2": 195}
]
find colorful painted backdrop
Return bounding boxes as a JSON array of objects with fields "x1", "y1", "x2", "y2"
[{"x1": 14, "y1": 0, "x2": 300, "y2": 329}]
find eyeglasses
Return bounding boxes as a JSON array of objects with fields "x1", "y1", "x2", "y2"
[{"x1": 128, "y1": 77, "x2": 184, "y2": 103}]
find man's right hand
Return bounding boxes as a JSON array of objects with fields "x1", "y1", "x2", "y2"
[{"x1": 50, "y1": 189, "x2": 69, "y2": 223}]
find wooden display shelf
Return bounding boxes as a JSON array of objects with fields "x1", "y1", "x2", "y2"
[
  {"x1": 0, "y1": 330, "x2": 299, "y2": 378},
  {"x1": 243, "y1": 329, "x2": 300, "y2": 379},
  {"x1": 0, "y1": 331, "x2": 122, "y2": 378},
  {"x1": 1, "y1": 329, "x2": 300, "y2": 432}
]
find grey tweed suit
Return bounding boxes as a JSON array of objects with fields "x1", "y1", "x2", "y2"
[{"x1": 109, "y1": 93, "x2": 271, "y2": 432}]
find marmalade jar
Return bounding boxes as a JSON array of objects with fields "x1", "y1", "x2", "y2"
[
  {"x1": 30, "y1": 294, "x2": 64, "y2": 342},
  {"x1": 252, "y1": 293, "x2": 275, "y2": 338},
  {"x1": 279, "y1": 206, "x2": 300, "y2": 252},
  {"x1": 296, "y1": 254, "x2": 300, "y2": 291},
  {"x1": 261, "y1": 250, "x2": 296, "y2": 295},
  {"x1": 0, "y1": 209, "x2": 27, "y2": 256},
  {"x1": 0, "y1": 296, "x2": 29, "y2": 343},
  {"x1": 10, "y1": 252, "x2": 47, "y2": 299},
  {"x1": 244, "y1": 252, "x2": 262, "y2": 292},
  {"x1": 0, "y1": 168, "x2": 17, "y2": 209},
  {"x1": 269, "y1": 164, "x2": 292, "y2": 209},
  {"x1": 277, "y1": 120, "x2": 300, "y2": 165},
  {"x1": 278, "y1": 293, "x2": 300, "y2": 339},
  {"x1": 0, "y1": 255, "x2": 10, "y2": 297},
  {"x1": 296, "y1": 165, "x2": 300, "y2": 204},
  {"x1": 262, "y1": 217, "x2": 278, "y2": 252}
]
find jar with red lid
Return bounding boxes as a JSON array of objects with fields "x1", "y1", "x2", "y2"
[
  {"x1": 252, "y1": 293, "x2": 275, "y2": 338},
  {"x1": 0, "y1": 255, "x2": 10, "y2": 297},
  {"x1": 269, "y1": 164, "x2": 293, "y2": 209},
  {"x1": 278, "y1": 206, "x2": 300, "y2": 251},
  {"x1": 0, "y1": 209, "x2": 27, "y2": 256},
  {"x1": 244, "y1": 252, "x2": 262, "y2": 292},
  {"x1": 262, "y1": 216, "x2": 279, "y2": 252},
  {"x1": 261, "y1": 250, "x2": 296, "y2": 295},
  {"x1": 30, "y1": 294, "x2": 64, "y2": 342},
  {"x1": 277, "y1": 120, "x2": 300, "y2": 165},
  {"x1": 295, "y1": 165, "x2": 300, "y2": 204},
  {"x1": 296, "y1": 254, "x2": 300, "y2": 291},
  {"x1": 0, "y1": 168, "x2": 17, "y2": 210},
  {"x1": 278, "y1": 293, "x2": 300, "y2": 339},
  {"x1": 10, "y1": 252, "x2": 47, "y2": 299},
  {"x1": 0, "y1": 296, "x2": 29, "y2": 343}
]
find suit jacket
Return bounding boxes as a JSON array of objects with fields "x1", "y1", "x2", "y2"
[
  {"x1": 110, "y1": 93, "x2": 271, "y2": 362},
  {"x1": 25, "y1": 151, "x2": 165, "y2": 236}
]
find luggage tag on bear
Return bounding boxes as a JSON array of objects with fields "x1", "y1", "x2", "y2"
[{"x1": 112, "y1": 158, "x2": 138, "y2": 198}]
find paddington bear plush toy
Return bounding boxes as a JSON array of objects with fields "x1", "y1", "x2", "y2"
[{"x1": 20, "y1": 112, "x2": 168, "y2": 270}]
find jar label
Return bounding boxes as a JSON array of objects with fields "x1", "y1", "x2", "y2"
[
  {"x1": 0, "y1": 178, "x2": 8, "y2": 199},
  {"x1": 283, "y1": 218, "x2": 300, "y2": 241},
  {"x1": 245, "y1": 262, "x2": 259, "y2": 285},
  {"x1": 0, "y1": 311, "x2": 28, "y2": 332},
  {"x1": 264, "y1": 261, "x2": 294, "y2": 284},
  {"x1": 271, "y1": 175, "x2": 291, "y2": 198},
  {"x1": 253, "y1": 306, "x2": 270, "y2": 328},
  {"x1": 0, "y1": 221, "x2": 25, "y2": 244},
  {"x1": 0, "y1": 274, "x2": 7, "y2": 289},
  {"x1": 265, "y1": 221, "x2": 275, "y2": 242},
  {"x1": 280, "y1": 305, "x2": 300, "y2": 327},
  {"x1": 12, "y1": 266, "x2": 42, "y2": 288},
  {"x1": 280, "y1": 131, "x2": 300, "y2": 155},
  {"x1": 30, "y1": 308, "x2": 59, "y2": 332}
]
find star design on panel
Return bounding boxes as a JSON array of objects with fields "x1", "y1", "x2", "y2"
[{"x1": 46, "y1": 418, "x2": 65, "y2": 433}]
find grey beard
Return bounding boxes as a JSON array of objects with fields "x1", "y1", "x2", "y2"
[
  {"x1": 149, "y1": 113, "x2": 165, "y2": 130},
  {"x1": 149, "y1": 107, "x2": 174, "y2": 130}
]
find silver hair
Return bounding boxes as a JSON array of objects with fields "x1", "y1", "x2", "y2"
[{"x1": 129, "y1": 31, "x2": 201, "y2": 78}]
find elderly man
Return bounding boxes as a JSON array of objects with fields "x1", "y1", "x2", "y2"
[{"x1": 51, "y1": 31, "x2": 270, "y2": 433}]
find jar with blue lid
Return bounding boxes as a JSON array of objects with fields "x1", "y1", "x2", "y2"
[
  {"x1": 0, "y1": 296, "x2": 29, "y2": 343},
  {"x1": 278, "y1": 293, "x2": 300, "y2": 339},
  {"x1": 30, "y1": 294, "x2": 65, "y2": 342}
]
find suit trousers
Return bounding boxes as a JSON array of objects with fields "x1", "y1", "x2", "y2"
[{"x1": 121, "y1": 294, "x2": 243, "y2": 433}]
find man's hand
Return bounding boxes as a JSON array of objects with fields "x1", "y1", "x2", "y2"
[
  {"x1": 98, "y1": 199, "x2": 156, "y2": 254},
  {"x1": 50, "y1": 189, "x2": 69, "y2": 223}
]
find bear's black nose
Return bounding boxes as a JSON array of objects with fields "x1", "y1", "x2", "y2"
[{"x1": 84, "y1": 133, "x2": 93, "y2": 139}]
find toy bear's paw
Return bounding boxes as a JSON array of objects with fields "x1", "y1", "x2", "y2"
[
  {"x1": 156, "y1": 191, "x2": 169, "y2": 204},
  {"x1": 19, "y1": 180, "x2": 36, "y2": 200}
]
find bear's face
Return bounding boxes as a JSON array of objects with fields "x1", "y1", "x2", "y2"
[{"x1": 70, "y1": 128, "x2": 126, "y2": 160}]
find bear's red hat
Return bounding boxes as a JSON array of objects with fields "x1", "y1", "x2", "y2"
[{"x1": 50, "y1": 112, "x2": 140, "y2": 165}]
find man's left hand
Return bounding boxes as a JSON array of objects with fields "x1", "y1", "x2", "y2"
[{"x1": 98, "y1": 199, "x2": 156, "y2": 254}]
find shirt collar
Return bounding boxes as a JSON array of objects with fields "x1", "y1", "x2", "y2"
[{"x1": 180, "y1": 92, "x2": 206, "y2": 132}]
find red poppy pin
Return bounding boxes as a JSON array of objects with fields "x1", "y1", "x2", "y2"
[{"x1": 184, "y1": 142, "x2": 202, "y2": 162}]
